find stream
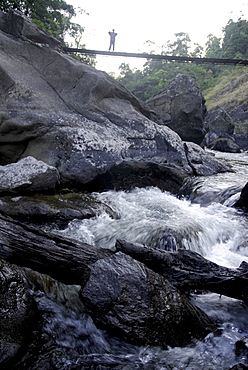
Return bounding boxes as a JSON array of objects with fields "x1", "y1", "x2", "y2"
[{"x1": 30, "y1": 151, "x2": 248, "y2": 369}]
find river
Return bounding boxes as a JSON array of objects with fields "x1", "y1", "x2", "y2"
[{"x1": 33, "y1": 151, "x2": 248, "y2": 369}]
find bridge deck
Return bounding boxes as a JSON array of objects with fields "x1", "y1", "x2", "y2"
[{"x1": 63, "y1": 48, "x2": 248, "y2": 66}]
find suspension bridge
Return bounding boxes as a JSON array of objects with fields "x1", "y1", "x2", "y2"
[{"x1": 63, "y1": 47, "x2": 248, "y2": 66}]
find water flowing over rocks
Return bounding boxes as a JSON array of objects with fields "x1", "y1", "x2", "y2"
[{"x1": 0, "y1": 10, "x2": 229, "y2": 194}]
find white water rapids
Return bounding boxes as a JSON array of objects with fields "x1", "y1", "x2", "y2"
[
  {"x1": 58, "y1": 151, "x2": 248, "y2": 270},
  {"x1": 37, "y1": 151, "x2": 248, "y2": 369}
]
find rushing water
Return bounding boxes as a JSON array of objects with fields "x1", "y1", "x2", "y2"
[{"x1": 35, "y1": 151, "x2": 248, "y2": 369}]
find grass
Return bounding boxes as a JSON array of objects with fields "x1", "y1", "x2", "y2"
[{"x1": 203, "y1": 67, "x2": 248, "y2": 112}]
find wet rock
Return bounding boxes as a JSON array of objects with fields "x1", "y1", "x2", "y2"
[
  {"x1": 178, "y1": 178, "x2": 242, "y2": 206},
  {"x1": 206, "y1": 137, "x2": 241, "y2": 153},
  {"x1": 84, "y1": 160, "x2": 189, "y2": 194},
  {"x1": 229, "y1": 363, "x2": 248, "y2": 370},
  {"x1": 184, "y1": 142, "x2": 231, "y2": 175},
  {"x1": 0, "y1": 259, "x2": 39, "y2": 366},
  {"x1": 81, "y1": 251, "x2": 214, "y2": 348},
  {"x1": 234, "y1": 182, "x2": 248, "y2": 211},
  {"x1": 0, "y1": 192, "x2": 118, "y2": 225},
  {"x1": 115, "y1": 240, "x2": 248, "y2": 304},
  {"x1": 0, "y1": 156, "x2": 59, "y2": 194},
  {"x1": 147, "y1": 74, "x2": 207, "y2": 144}
]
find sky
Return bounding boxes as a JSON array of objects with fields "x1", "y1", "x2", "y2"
[{"x1": 67, "y1": 0, "x2": 248, "y2": 75}]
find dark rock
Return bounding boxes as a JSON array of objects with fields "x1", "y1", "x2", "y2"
[
  {"x1": 234, "y1": 182, "x2": 248, "y2": 211},
  {"x1": 229, "y1": 363, "x2": 248, "y2": 370},
  {"x1": 81, "y1": 251, "x2": 214, "y2": 349},
  {"x1": 115, "y1": 239, "x2": 248, "y2": 304},
  {"x1": 202, "y1": 108, "x2": 239, "y2": 152},
  {"x1": 0, "y1": 192, "x2": 118, "y2": 225},
  {"x1": 0, "y1": 259, "x2": 39, "y2": 366},
  {"x1": 184, "y1": 142, "x2": 231, "y2": 175},
  {"x1": 204, "y1": 108, "x2": 234, "y2": 136},
  {"x1": 0, "y1": 156, "x2": 60, "y2": 194},
  {"x1": 234, "y1": 133, "x2": 248, "y2": 150},
  {"x1": 147, "y1": 74, "x2": 207, "y2": 144},
  {"x1": 206, "y1": 138, "x2": 241, "y2": 153},
  {"x1": 234, "y1": 339, "x2": 248, "y2": 362},
  {"x1": 0, "y1": 14, "x2": 229, "y2": 193},
  {"x1": 230, "y1": 103, "x2": 248, "y2": 125},
  {"x1": 178, "y1": 178, "x2": 242, "y2": 206},
  {"x1": 84, "y1": 160, "x2": 189, "y2": 194}
]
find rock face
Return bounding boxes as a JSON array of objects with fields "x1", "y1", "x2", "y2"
[
  {"x1": 81, "y1": 251, "x2": 214, "y2": 348},
  {"x1": 0, "y1": 11, "x2": 229, "y2": 193},
  {"x1": 0, "y1": 156, "x2": 60, "y2": 194},
  {"x1": 147, "y1": 74, "x2": 207, "y2": 145}
]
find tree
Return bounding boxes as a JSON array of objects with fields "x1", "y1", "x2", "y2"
[
  {"x1": 205, "y1": 34, "x2": 222, "y2": 58},
  {"x1": 167, "y1": 32, "x2": 191, "y2": 56},
  {"x1": 0, "y1": 0, "x2": 96, "y2": 65},
  {"x1": 222, "y1": 19, "x2": 248, "y2": 59}
]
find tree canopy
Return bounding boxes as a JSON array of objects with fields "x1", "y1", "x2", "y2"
[{"x1": 117, "y1": 18, "x2": 248, "y2": 101}]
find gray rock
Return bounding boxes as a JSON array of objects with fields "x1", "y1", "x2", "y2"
[
  {"x1": 202, "y1": 108, "x2": 238, "y2": 152},
  {"x1": 0, "y1": 9, "x2": 60, "y2": 48},
  {"x1": 184, "y1": 142, "x2": 231, "y2": 175},
  {"x1": 0, "y1": 156, "x2": 59, "y2": 194},
  {"x1": 0, "y1": 12, "x2": 229, "y2": 193},
  {"x1": 234, "y1": 132, "x2": 248, "y2": 150},
  {"x1": 147, "y1": 74, "x2": 207, "y2": 144},
  {"x1": 204, "y1": 108, "x2": 234, "y2": 136},
  {"x1": 81, "y1": 251, "x2": 214, "y2": 348},
  {"x1": 206, "y1": 137, "x2": 241, "y2": 153}
]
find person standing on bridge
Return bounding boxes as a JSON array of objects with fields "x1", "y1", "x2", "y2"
[{"x1": 108, "y1": 29, "x2": 117, "y2": 51}]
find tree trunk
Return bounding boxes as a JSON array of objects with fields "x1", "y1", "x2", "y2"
[
  {"x1": 116, "y1": 239, "x2": 248, "y2": 304},
  {"x1": 0, "y1": 215, "x2": 112, "y2": 285}
]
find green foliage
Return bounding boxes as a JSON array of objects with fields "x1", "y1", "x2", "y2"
[
  {"x1": 117, "y1": 18, "x2": 248, "y2": 102},
  {"x1": 222, "y1": 19, "x2": 248, "y2": 58},
  {"x1": 0, "y1": 0, "x2": 96, "y2": 66}
]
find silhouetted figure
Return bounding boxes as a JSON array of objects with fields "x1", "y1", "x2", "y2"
[{"x1": 108, "y1": 29, "x2": 117, "y2": 51}]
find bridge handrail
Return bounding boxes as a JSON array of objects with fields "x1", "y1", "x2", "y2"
[{"x1": 63, "y1": 47, "x2": 248, "y2": 66}]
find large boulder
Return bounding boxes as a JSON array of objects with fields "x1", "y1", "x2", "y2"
[
  {"x1": 81, "y1": 251, "x2": 214, "y2": 348},
  {"x1": 0, "y1": 11, "x2": 229, "y2": 193},
  {"x1": 147, "y1": 74, "x2": 207, "y2": 144}
]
